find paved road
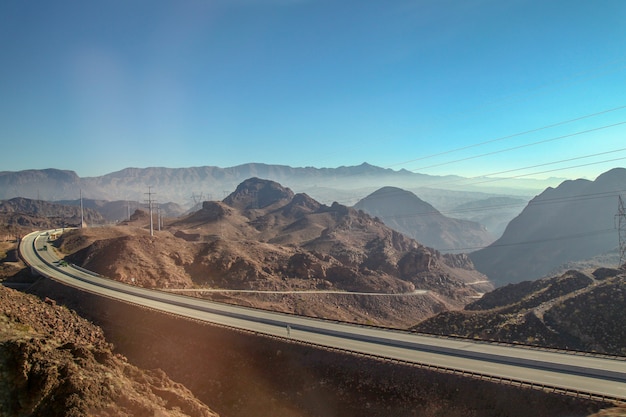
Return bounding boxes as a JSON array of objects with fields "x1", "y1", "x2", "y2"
[
  {"x1": 163, "y1": 288, "x2": 429, "y2": 296},
  {"x1": 19, "y1": 230, "x2": 626, "y2": 401}
]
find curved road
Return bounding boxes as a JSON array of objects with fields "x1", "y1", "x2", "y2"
[{"x1": 20, "y1": 230, "x2": 626, "y2": 401}]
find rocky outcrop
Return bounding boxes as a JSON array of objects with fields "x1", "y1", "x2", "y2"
[
  {"x1": 223, "y1": 177, "x2": 295, "y2": 210},
  {"x1": 0, "y1": 285, "x2": 218, "y2": 417},
  {"x1": 412, "y1": 267, "x2": 626, "y2": 356}
]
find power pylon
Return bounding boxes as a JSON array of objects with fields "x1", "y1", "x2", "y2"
[
  {"x1": 618, "y1": 195, "x2": 626, "y2": 268},
  {"x1": 145, "y1": 186, "x2": 155, "y2": 237}
]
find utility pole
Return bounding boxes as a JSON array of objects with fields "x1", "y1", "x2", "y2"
[
  {"x1": 157, "y1": 202, "x2": 162, "y2": 231},
  {"x1": 618, "y1": 195, "x2": 626, "y2": 267},
  {"x1": 80, "y1": 189, "x2": 84, "y2": 228},
  {"x1": 145, "y1": 186, "x2": 155, "y2": 237}
]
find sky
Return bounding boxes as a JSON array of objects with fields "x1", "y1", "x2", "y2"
[{"x1": 1, "y1": 0, "x2": 626, "y2": 181}]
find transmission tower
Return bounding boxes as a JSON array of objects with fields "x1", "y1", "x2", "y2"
[
  {"x1": 190, "y1": 192, "x2": 204, "y2": 205},
  {"x1": 618, "y1": 195, "x2": 626, "y2": 268},
  {"x1": 145, "y1": 186, "x2": 155, "y2": 237},
  {"x1": 80, "y1": 189, "x2": 85, "y2": 228}
]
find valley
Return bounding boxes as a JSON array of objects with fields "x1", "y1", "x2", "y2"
[{"x1": 1, "y1": 164, "x2": 626, "y2": 416}]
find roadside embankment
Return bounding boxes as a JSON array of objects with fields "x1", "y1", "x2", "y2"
[{"x1": 24, "y1": 277, "x2": 608, "y2": 417}]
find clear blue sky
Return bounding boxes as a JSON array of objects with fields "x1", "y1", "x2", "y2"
[{"x1": 2, "y1": 0, "x2": 626, "y2": 180}]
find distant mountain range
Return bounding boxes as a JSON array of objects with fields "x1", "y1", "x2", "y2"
[
  {"x1": 354, "y1": 187, "x2": 494, "y2": 253},
  {"x1": 0, "y1": 163, "x2": 554, "y2": 209},
  {"x1": 470, "y1": 168, "x2": 626, "y2": 286}
]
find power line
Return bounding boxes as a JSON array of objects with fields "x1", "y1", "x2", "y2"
[
  {"x1": 440, "y1": 228, "x2": 616, "y2": 253},
  {"x1": 461, "y1": 147, "x2": 626, "y2": 181},
  {"x1": 361, "y1": 147, "x2": 626, "y2": 196},
  {"x1": 359, "y1": 187, "x2": 626, "y2": 221},
  {"x1": 409, "y1": 119, "x2": 626, "y2": 172},
  {"x1": 388, "y1": 104, "x2": 626, "y2": 169},
  {"x1": 464, "y1": 156, "x2": 626, "y2": 187}
]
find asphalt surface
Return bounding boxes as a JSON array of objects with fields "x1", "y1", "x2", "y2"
[{"x1": 19, "y1": 230, "x2": 626, "y2": 401}]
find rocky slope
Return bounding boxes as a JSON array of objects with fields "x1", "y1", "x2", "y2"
[
  {"x1": 0, "y1": 209, "x2": 617, "y2": 417},
  {"x1": 55, "y1": 177, "x2": 492, "y2": 327},
  {"x1": 0, "y1": 285, "x2": 218, "y2": 417},
  {"x1": 354, "y1": 186, "x2": 494, "y2": 252},
  {"x1": 470, "y1": 168, "x2": 626, "y2": 286},
  {"x1": 412, "y1": 266, "x2": 626, "y2": 355},
  {"x1": 0, "y1": 197, "x2": 104, "y2": 230}
]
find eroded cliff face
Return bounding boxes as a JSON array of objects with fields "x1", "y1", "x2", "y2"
[{"x1": 0, "y1": 285, "x2": 218, "y2": 417}]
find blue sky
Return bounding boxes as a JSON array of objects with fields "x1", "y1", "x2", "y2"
[{"x1": 1, "y1": 0, "x2": 626, "y2": 180}]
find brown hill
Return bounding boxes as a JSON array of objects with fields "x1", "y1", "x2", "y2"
[
  {"x1": 412, "y1": 266, "x2": 626, "y2": 355},
  {"x1": 354, "y1": 186, "x2": 494, "y2": 253},
  {"x1": 0, "y1": 197, "x2": 105, "y2": 241},
  {"x1": 55, "y1": 178, "x2": 492, "y2": 327},
  {"x1": 0, "y1": 285, "x2": 218, "y2": 417}
]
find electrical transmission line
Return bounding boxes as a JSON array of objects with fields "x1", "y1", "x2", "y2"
[
  {"x1": 410, "y1": 119, "x2": 626, "y2": 173},
  {"x1": 387, "y1": 103, "x2": 626, "y2": 169}
]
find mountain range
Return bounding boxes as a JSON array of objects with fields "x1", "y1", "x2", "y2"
[
  {"x1": 470, "y1": 168, "x2": 626, "y2": 286},
  {"x1": 57, "y1": 177, "x2": 492, "y2": 327},
  {"x1": 0, "y1": 162, "x2": 547, "y2": 210}
]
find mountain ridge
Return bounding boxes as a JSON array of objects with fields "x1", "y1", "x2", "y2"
[
  {"x1": 0, "y1": 163, "x2": 560, "y2": 207},
  {"x1": 470, "y1": 168, "x2": 626, "y2": 286},
  {"x1": 56, "y1": 177, "x2": 492, "y2": 327}
]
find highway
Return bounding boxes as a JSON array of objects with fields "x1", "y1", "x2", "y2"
[{"x1": 19, "y1": 230, "x2": 626, "y2": 402}]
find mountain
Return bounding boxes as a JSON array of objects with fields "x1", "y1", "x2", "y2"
[
  {"x1": 469, "y1": 168, "x2": 626, "y2": 286},
  {"x1": 0, "y1": 163, "x2": 557, "y2": 209},
  {"x1": 353, "y1": 187, "x2": 494, "y2": 253},
  {"x1": 0, "y1": 169, "x2": 81, "y2": 201},
  {"x1": 412, "y1": 266, "x2": 626, "y2": 356},
  {"x1": 58, "y1": 177, "x2": 492, "y2": 327},
  {"x1": 0, "y1": 197, "x2": 104, "y2": 230}
]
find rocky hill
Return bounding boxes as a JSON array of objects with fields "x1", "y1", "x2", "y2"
[
  {"x1": 470, "y1": 168, "x2": 626, "y2": 286},
  {"x1": 0, "y1": 197, "x2": 105, "y2": 236},
  {"x1": 0, "y1": 191, "x2": 621, "y2": 417},
  {"x1": 354, "y1": 186, "x2": 494, "y2": 253},
  {"x1": 412, "y1": 266, "x2": 626, "y2": 355},
  {"x1": 55, "y1": 177, "x2": 492, "y2": 327},
  {"x1": 0, "y1": 285, "x2": 218, "y2": 417}
]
